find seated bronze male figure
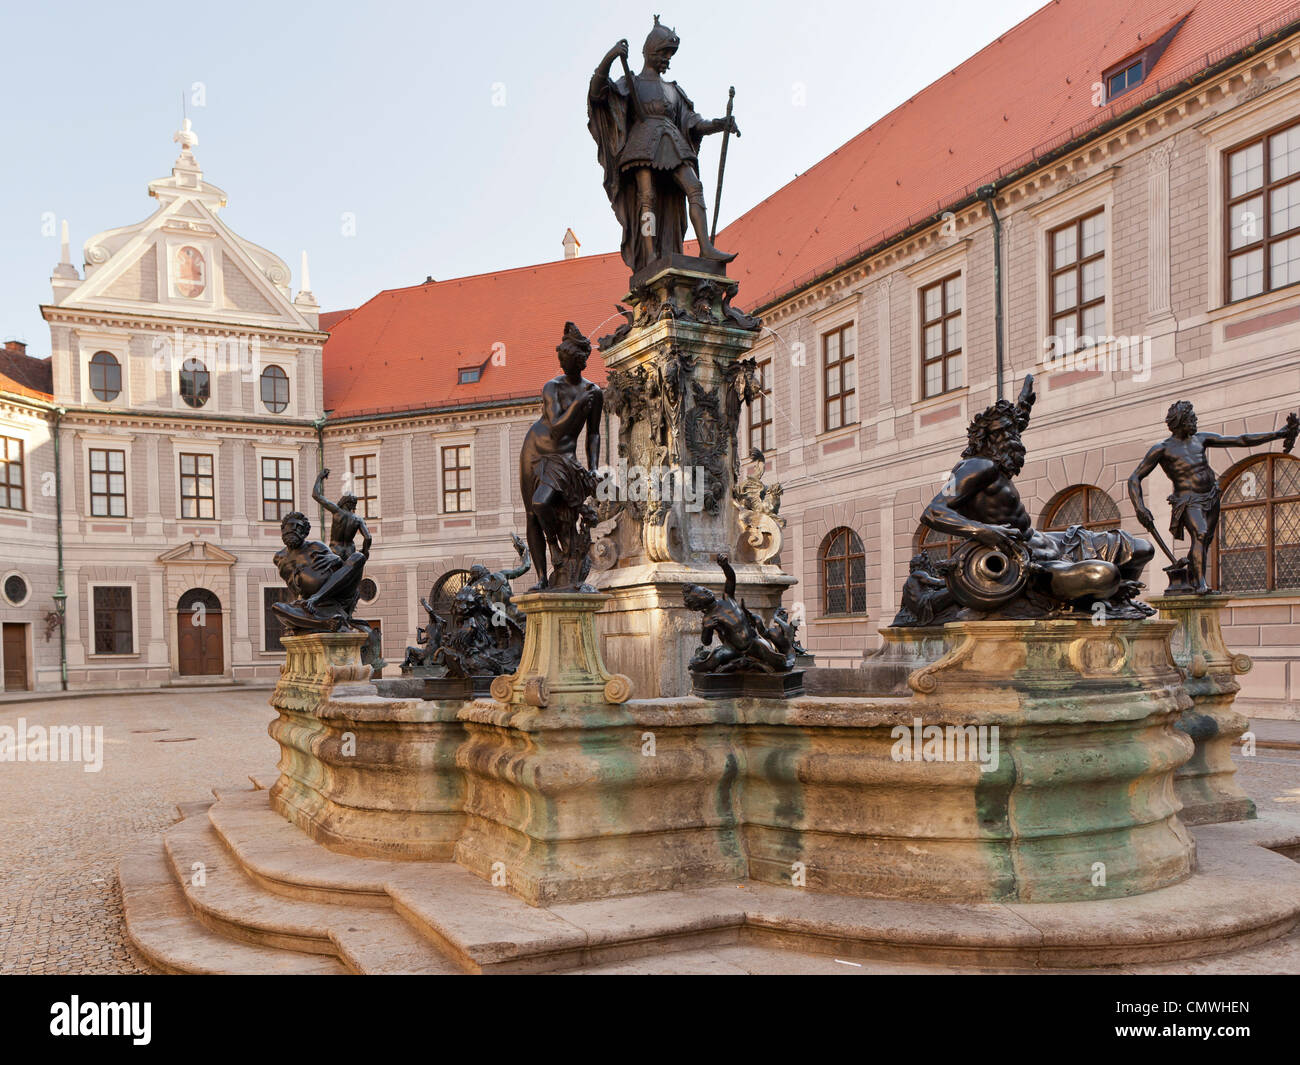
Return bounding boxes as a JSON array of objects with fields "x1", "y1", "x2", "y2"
[{"x1": 912, "y1": 375, "x2": 1155, "y2": 621}]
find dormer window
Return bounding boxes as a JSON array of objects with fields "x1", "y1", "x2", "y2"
[
  {"x1": 1106, "y1": 59, "x2": 1144, "y2": 100},
  {"x1": 1102, "y1": 13, "x2": 1188, "y2": 104},
  {"x1": 458, "y1": 366, "x2": 482, "y2": 385}
]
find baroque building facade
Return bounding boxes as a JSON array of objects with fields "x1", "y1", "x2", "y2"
[{"x1": 4, "y1": 0, "x2": 1300, "y2": 721}]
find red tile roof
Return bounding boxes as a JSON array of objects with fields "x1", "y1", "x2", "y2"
[
  {"x1": 323, "y1": 254, "x2": 629, "y2": 418},
  {"x1": 0, "y1": 347, "x2": 53, "y2": 401},
  {"x1": 324, "y1": 0, "x2": 1300, "y2": 419}
]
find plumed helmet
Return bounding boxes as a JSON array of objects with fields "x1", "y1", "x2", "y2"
[{"x1": 643, "y1": 14, "x2": 680, "y2": 58}]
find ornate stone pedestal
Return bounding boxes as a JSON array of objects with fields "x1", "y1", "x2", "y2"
[
  {"x1": 593, "y1": 265, "x2": 795, "y2": 697},
  {"x1": 1150, "y1": 594, "x2": 1257, "y2": 826},
  {"x1": 454, "y1": 592, "x2": 748, "y2": 905},
  {"x1": 269, "y1": 633, "x2": 467, "y2": 860}
]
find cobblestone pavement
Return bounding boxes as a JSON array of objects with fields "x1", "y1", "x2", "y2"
[
  {"x1": 0, "y1": 690, "x2": 277, "y2": 974},
  {"x1": 0, "y1": 690, "x2": 1297, "y2": 975}
]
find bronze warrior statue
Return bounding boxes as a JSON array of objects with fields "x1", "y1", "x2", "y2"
[
  {"x1": 520, "y1": 322, "x2": 603, "y2": 591},
  {"x1": 1128, "y1": 400, "x2": 1299, "y2": 594},
  {"x1": 588, "y1": 16, "x2": 740, "y2": 272},
  {"x1": 910, "y1": 374, "x2": 1155, "y2": 621},
  {"x1": 272, "y1": 510, "x2": 370, "y2": 634}
]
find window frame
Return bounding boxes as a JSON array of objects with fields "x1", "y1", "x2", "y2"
[
  {"x1": 88, "y1": 351, "x2": 122, "y2": 403},
  {"x1": 1041, "y1": 484, "x2": 1121, "y2": 532},
  {"x1": 348, "y1": 452, "x2": 379, "y2": 520},
  {"x1": 88, "y1": 582, "x2": 137, "y2": 657},
  {"x1": 1222, "y1": 115, "x2": 1300, "y2": 305},
  {"x1": 0, "y1": 435, "x2": 25, "y2": 512},
  {"x1": 919, "y1": 272, "x2": 965, "y2": 400},
  {"x1": 821, "y1": 323, "x2": 857, "y2": 434},
  {"x1": 1214, "y1": 454, "x2": 1300, "y2": 593},
  {"x1": 179, "y1": 357, "x2": 211, "y2": 409},
  {"x1": 1047, "y1": 207, "x2": 1108, "y2": 349},
  {"x1": 178, "y1": 451, "x2": 217, "y2": 521},
  {"x1": 440, "y1": 443, "x2": 473, "y2": 514},
  {"x1": 261, "y1": 584, "x2": 292, "y2": 653},
  {"x1": 260, "y1": 455, "x2": 295, "y2": 523},
  {"x1": 260, "y1": 364, "x2": 290, "y2": 414},
  {"x1": 747, "y1": 357, "x2": 774, "y2": 454},
  {"x1": 820, "y1": 526, "x2": 867, "y2": 618},
  {"x1": 87, "y1": 447, "x2": 128, "y2": 519},
  {"x1": 914, "y1": 524, "x2": 962, "y2": 563}
]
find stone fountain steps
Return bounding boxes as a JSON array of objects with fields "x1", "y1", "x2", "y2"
[
  {"x1": 146, "y1": 791, "x2": 464, "y2": 975},
  {"x1": 127, "y1": 786, "x2": 1300, "y2": 974},
  {"x1": 119, "y1": 839, "x2": 349, "y2": 975}
]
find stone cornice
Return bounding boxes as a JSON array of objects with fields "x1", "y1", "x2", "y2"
[{"x1": 40, "y1": 305, "x2": 327, "y2": 345}]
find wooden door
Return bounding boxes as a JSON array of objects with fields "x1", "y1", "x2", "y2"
[
  {"x1": 177, "y1": 590, "x2": 224, "y2": 676},
  {"x1": 2, "y1": 624, "x2": 27, "y2": 691}
]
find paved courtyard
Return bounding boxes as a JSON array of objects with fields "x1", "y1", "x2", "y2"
[{"x1": 0, "y1": 688, "x2": 1297, "y2": 975}]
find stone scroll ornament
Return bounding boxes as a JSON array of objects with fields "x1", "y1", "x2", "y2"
[
  {"x1": 520, "y1": 322, "x2": 604, "y2": 592},
  {"x1": 684, "y1": 554, "x2": 796, "y2": 673},
  {"x1": 1127, "y1": 401, "x2": 1299, "y2": 595},
  {"x1": 587, "y1": 16, "x2": 741, "y2": 273},
  {"x1": 895, "y1": 374, "x2": 1158, "y2": 625},
  {"x1": 400, "y1": 533, "x2": 531, "y2": 678},
  {"x1": 733, "y1": 447, "x2": 785, "y2": 564}
]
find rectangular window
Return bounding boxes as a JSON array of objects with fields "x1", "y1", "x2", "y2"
[
  {"x1": 822, "y1": 324, "x2": 857, "y2": 433},
  {"x1": 920, "y1": 273, "x2": 964, "y2": 398},
  {"x1": 0, "y1": 436, "x2": 24, "y2": 511},
  {"x1": 441, "y1": 445, "x2": 472, "y2": 513},
  {"x1": 261, "y1": 457, "x2": 294, "y2": 522},
  {"x1": 88, "y1": 448, "x2": 127, "y2": 518},
  {"x1": 263, "y1": 586, "x2": 291, "y2": 652},
  {"x1": 179, "y1": 452, "x2": 215, "y2": 520},
  {"x1": 747, "y1": 358, "x2": 774, "y2": 453},
  {"x1": 1225, "y1": 118, "x2": 1300, "y2": 302},
  {"x1": 349, "y1": 453, "x2": 379, "y2": 519},
  {"x1": 1049, "y1": 209, "x2": 1106, "y2": 352},
  {"x1": 92, "y1": 585, "x2": 133, "y2": 655}
]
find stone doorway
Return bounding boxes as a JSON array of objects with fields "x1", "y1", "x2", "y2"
[
  {"x1": 2, "y1": 623, "x2": 29, "y2": 691},
  {"x1": 176, "y1": 589, "x2": 223, "y2": 677}
]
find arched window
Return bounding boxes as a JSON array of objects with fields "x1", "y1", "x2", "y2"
[
  {"x1": 1217, "y1": 455, "x2": 1300, "y2": 592},
  {"x1": 89, "y1": 351, "x2": 121, "y2": 402},
  {"x1": 1042, "y1": 485, "x2": 1121, "y2": 532},
  {"x1": 915, "y1": 524, "x2": 962, "y2": 562},
  {"x1": 821, "y1": 527, "x2": 866, "y2": 616},
  {"x1": 430, "y1": 569, "x2": 473, "y2": 616},
  {"x1": 180, "y1": 358, "x2": 210, "y2": 408},
  {"x1": 260, "y1": 365, "x2": 289, "y2": 413}
]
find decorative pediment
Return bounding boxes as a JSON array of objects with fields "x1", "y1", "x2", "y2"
[
  {"x1": 157, "y1": 540, "x2": 239, "y2": 565},
  {"x1": 54, "y1": 123, "x2": 316, "y2": 333}
]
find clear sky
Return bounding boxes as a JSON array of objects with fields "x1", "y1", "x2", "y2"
[{"x1": 0, "y1": 0, "x2": 1047, "y2": 350}]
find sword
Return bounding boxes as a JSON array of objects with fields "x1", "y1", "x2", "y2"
[
  {"x1": 617, "y1": 45, "x2": 645, "y2": 122},
  {"x1": 710, "y1": 86, "x2": 736, "y2": 243},
  {"x1": 1135, "y1": 508, "x2": 1179, "y2": 566}
]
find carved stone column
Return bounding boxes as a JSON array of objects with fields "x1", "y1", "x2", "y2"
[{"x1": 590, "y1": 266, "x2": 796, "y2": 697}]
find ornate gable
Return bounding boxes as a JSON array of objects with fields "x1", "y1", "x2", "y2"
[{"x1": 51, "y1": 121, "x2": 316, "y2": 334}]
